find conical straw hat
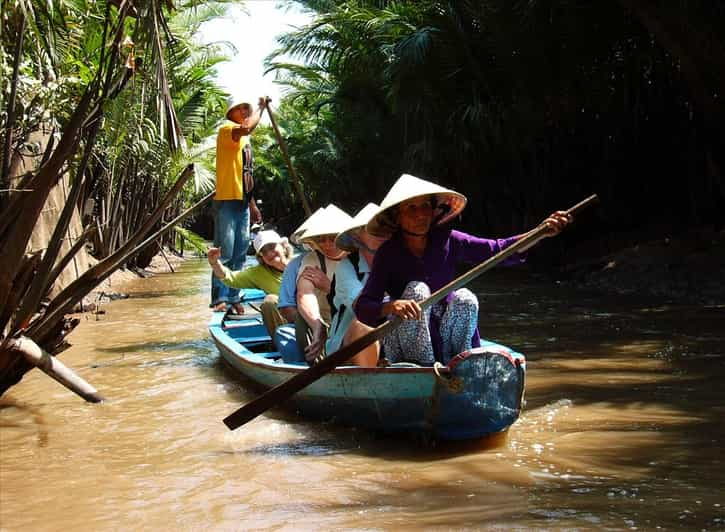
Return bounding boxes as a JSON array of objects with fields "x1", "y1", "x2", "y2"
[
  {"x1": 290, "y1": 207, "x2": 326, "y2": 245},
  {"x1": 335, "y1": 203, "x2": 380, "y2": 252},
  {"x1": 298, "y1": 204, "x2": 353, "y2": 244},
  {"x1": 366, "y1": 174, "x2": 467, "y2": 237}
]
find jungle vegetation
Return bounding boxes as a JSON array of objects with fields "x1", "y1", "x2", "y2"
[
  {"x1": 1, "y1": 0, "x2": 724, "y2": 397},
  {"x1": 257, "y1": 0, "x2": 724, "y2": 252}
]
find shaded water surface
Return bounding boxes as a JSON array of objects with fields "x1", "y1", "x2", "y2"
[{"x1": 2, "y1": 259, "x2": 724, "y2": 530}]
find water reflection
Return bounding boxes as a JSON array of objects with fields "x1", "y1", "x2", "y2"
[{"x1": 1, "y1": 259, "x2": 724, "y2": 530}]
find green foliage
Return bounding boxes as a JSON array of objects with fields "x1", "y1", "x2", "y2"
[
  {"x1": 173, "y1": 225, "x2": 208, "y2": 256},
  {"x1": 265, "y1": 0, "x2": 725, "y2": 240}
]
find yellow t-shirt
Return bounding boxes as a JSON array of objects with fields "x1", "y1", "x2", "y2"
[{"x1": 215, "y1": 123, "x2": 249, "y2": 200}]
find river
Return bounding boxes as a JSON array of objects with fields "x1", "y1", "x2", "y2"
[{"x1": 1, "y1": 258, "x2": 724, "y2": 530}]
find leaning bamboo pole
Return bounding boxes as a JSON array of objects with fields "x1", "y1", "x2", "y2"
[{"x1": 6, "y1": 336, "x2": 104, "y2": 403}]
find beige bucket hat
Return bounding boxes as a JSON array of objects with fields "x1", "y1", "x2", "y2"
[
  {"x1": 366, "y1": 174, "x2": 467, "y2": 237},
  {"x1": 298, "y1": 204, "x2": 353, "y2": 245},
  {"x1": 290, "y1": 207, "x2": 326, "y2": 245},
  {"x1": 335, "y1": 203, "x2": 380, "y2": 252}
]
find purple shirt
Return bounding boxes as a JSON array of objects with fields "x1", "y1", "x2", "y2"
[{"x1": 354, "y1": 228, "x2": 522, "y2": 358}]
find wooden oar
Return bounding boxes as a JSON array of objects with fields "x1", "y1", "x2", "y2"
[
  {"x1": 263, "y1": 99, "x2": 313, "y2": 217},
  {"x1": 223, "y1": 194, "x2": 599, "y2": 430}
]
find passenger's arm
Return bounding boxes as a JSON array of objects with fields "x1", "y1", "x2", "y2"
[
  {"x1": 297, "y1": 277, "x2": 327, "y2": 364},
  {"x1": 207, "y1": 247, "x2": 226, "y2": 279},
  {"x1": 208, "y1": 247, "x2": 254, "y2": 288},
  {"x1": 297, "y1": 277, "x2": 323, "y2": 328},
  {"x1": 300, "y1": 266, "x2": 331, "y2": 294}
]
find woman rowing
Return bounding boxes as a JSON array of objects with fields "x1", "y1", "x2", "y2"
[{"x1": 353, "y1": 174, "x2": 571, "y2": 365}]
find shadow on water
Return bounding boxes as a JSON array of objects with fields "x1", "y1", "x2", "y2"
[
  {"x1": 0, "y1": 400, "x2": 49, "y2": 447},
  {"x1": 113, "y1": 288, "x2": 205, "y2": 299},
  {"x1": 91, "y1": 338, "x2": 217, "y2": 357}
]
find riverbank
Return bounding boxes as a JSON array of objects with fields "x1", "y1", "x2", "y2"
[
  {"x1": 77, "y1": 249, "x2": 191, "y2": 312},
  {"x1": 563, "y1": 225, "x2": 725, "y2": 305}
]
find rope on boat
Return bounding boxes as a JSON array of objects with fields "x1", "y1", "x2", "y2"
[{"x1": 433, "y1": 362, "x2": 464, "y2": 393}]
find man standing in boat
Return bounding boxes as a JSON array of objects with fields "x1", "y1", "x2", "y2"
[{"x1": 210, "y1": 96, "x2": 267, "y2": 314}]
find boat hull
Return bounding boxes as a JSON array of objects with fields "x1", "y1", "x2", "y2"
[{"x1": 211, "y1": 290, "x2": 525, "y2": 440}]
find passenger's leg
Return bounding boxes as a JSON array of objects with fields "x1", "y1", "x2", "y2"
[
  {"x1": 260, "y1": 294, "x2": 285, "y2": 339},
  {"x1": 340, "y1": 319, "x2": 379, "y2": 367},
  {"x1": 275, "y1": 324, "x2": 305, "y2": 363},
  {"x1": 381, "y1": 281, "x2": 434, "y2": 365},
  {"x1": 438, "y1": 288, "x2": 479, "y2": 364}
]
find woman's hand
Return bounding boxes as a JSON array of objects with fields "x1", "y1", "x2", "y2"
[
  {"x1": 207, "y1": 247, "x2": 222, "y2": 266},
  {"x1": 387, "y1": 299, "x2": 423, "y2": 321},
  {"x1": 301, "y1": 266, "x2": 331, "y2": 294},
  {"x1": 541, "y1": 210, "x2": 572, "y2": 236}
]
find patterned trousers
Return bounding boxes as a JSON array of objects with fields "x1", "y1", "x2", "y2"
[{"x1": 382, "y1": 281, "x2": 479, "y2": 366}]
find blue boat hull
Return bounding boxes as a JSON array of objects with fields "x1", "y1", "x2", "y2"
[{"x1": 211, "y1": 290, "x2": 526, "y2": 440}]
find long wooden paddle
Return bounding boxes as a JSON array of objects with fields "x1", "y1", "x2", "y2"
[
  {"x1": 223, "y1": 194, "x2": 599, "y2": 430},
  {"x1": 263, "y1": 98, "x2": 313, "y2": 217}
]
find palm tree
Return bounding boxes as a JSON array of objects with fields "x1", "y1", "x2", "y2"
[
  {"x1": 270, "y1": 0, "x2": 725, "y2": 235},
  {"x1": 0, "y1": 0, "x2": 240, "y2": 398}
]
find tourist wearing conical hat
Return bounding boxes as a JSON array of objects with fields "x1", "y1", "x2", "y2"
[
  {"x1": 289, "y1": 205, "x2": 353, "y2": 365},
  {"x1": 354, "y1": 174, "x2": 572, "y2": 366},
  {"x1": 304, "y1": 203, "x2": 388, "y2": 367},
  {"x1": 275, "y1": 206, "x2": 328, "y2": 325},
  {"x1": 273, "y1": 206, "x2": 330, "y2": 362},
  {"x1": 210, "y1": 95, "x2": 267, "y2": 315}
]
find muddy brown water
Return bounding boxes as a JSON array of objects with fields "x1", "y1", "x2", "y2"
[{"x1": 1, "y1": 258, "x2": 724, "y2": 530}]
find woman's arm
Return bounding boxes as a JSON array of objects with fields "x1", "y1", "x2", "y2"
[
  {"x1": 208, "y1": 247, "x2": 227, "y2": 279},
  {"x1": 452, "y1": 230, "x2": 525, "y2": 266}
]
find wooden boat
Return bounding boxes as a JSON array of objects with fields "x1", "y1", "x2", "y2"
[{"x1": 210, "y1": 289, "x2": 526, "y2": 440}]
